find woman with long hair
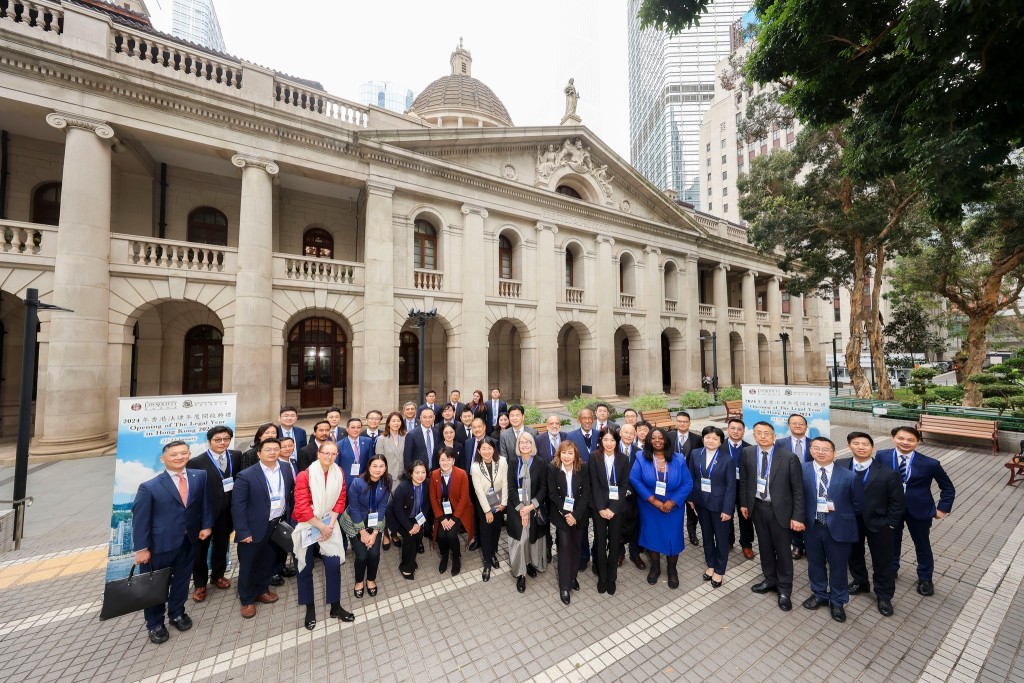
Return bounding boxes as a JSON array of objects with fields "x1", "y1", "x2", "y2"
[
  {"x1": 549, "y1": 441, "x2": 590, "y2": 605},
  {"x1": 339, "y1": 454, "x2": 391, "y2": 598},
  {"x1": 385, "y1": 460, "x2": 431, "y2": 581},
  {"x1": 240, "y1": 422, "x2": 278, "y2": 469}
]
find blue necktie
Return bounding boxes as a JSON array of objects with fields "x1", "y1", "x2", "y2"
[{"x1": 816, "y1": 467, "x2": 829, "y2": 524}]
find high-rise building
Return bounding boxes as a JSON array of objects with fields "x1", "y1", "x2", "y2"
[
  {"x1": 627, "y1": 0, "x2": 750, "y2": 204},
  {"x1": 147, "y1": 0, "x2": 226, "y2": 52},
  {"x1": 359, "y1": 81, "x2": 417, "y2": 115}
]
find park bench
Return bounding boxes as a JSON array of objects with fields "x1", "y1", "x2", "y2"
[
  {"x1": 639, "y1": 408, "x2": 675, "y2": 428},
  {"x1": 724, "y1": 400, "x2": 743, "y2": 420},
  {"x1": 526, "y1": 423, "x2": 547, "y2": 432},
  {"x1": 1005, "y1": 442, "x2": 1024, "y2": 487},
  {"x1": 916, "y1": 414, "x2": 998, "y2": 456}
]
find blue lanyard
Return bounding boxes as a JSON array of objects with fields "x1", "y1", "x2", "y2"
[
  {"x1": 759, "y1": 447, "x2": 775, "y2": 478},
  {"x1": 413, "y1": 484, "x2": 423, "y2": 514},
  {"x1": 368, "y1": 482, "x2": 379, "y2": 514},
  {"x1": 701, "y1": 449, "x2": 720, "y2": 478},
  {"x1": 656, "y1": 459, "x2": 668, "y2": 483},
  {"x1": 604, "y1": 454, "x2": 617, "y2": 486},
  {"x1": 860, "y1": 464, "x2": 871, "y2": 484},
  {"x1": 207, "y1": 450, "x2": 232, "y2": 477},
  {"x1": 263, "y1": 466, "x2": 283, "y2": 496}
]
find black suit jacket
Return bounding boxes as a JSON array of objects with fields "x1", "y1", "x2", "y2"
[
  {"x1": 548, "y1": 463, "x2": 590, "y2": 531},
  {"x1": 187, "y1": 449, "x2": 241, "y2": 518},
  {"x1": 386, "y1": 479, "x2": 433, "y2": 535},
  {"x1": 588, "y1": 452, "x2": 632, "y2": 516},
  {"x1": 232, "y1": 463, "x2": 295, "y2": 543},
  {"x1": 454, "y1": 423, "x2": 476, "y2": 445},
  {"x1": 671, "y1": 430, "x2": 703, "y2": 458},
  {"x1": 296, "y1": 441, "x2": 325, "y2": 473},
  {"x1": 506, "y1": 455, "x2": 549, "y2": 542},
  {"x1": 461, "y1": 436, "x2": 497, "y2": 473},
  {"x1": 404, "y1": 426, "x2": 441, "y2": 470},
  {"x1": 836, "y1": 457, "x2": 905, "y2": 532},
  {"x1": 739, "y1": 445, "x2": 805, "y2": 527}
]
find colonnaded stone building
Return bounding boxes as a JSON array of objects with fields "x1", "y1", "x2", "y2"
[{"x1": 0, "y1": 0, "x2": 828, "y2": 455}]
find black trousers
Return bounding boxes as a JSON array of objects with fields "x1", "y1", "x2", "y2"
[
  {"x1": 397, "y1": 524, "x2": 424, "y2": 575},
  {"x1": 479, "y1": 511, "x2": 504, "y2": 569},
  {"x1": 849, "y1": 518, "x2": 896, "y2": 600},
  {"x1": 556, "y1": 523, "x2": 583, "y2": 591},
  {"x1": 349, "y1": 533, "x2": 382, "y2": 583},
  {"x1": 729, "y1": 489, "x2": 755, "y2": 548},
  {"x1": 192, "y1": 509, "x2": 231, "y2": 587},
  {"x1": 592, "y1": 513, "x2": 623, "y2": 588},
  {"x1": 686, "y1": 503, "x2": 699, "y2": 540},
  {"x1": 436, "y1": 517, "x2": 464, "y2": 560},
  {"x1": 752, "y1": 500, "x2": 794, "y2": 593},
  {"x1": 697, "y1": 506, "x2": 731, "y2": 575}
]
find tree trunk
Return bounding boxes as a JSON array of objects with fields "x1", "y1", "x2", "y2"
[
  {"x1": 868, "y1": 244, "x2": 894, "y2": 399},
  {"x1": 846, "y1": 239, "x2": 872, "y2": 398},
  {"x1": 961, "y1": 313, "x2": 989, "y2": 407}
]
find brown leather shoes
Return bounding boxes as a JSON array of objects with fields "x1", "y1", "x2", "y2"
[
  {"x1": 214, "y1": 577, "x2": 231, "y2": 589},
  {"x1": 192, "y1": 586, "x2": 207, "y2": 602},
  {"x1": 240, "y1": 604, "x2": 256, "y2": 619},
  {"x1": 255, "y1": 591, "x2": 279, "y2": 604},
  {"x1": 632, "y1": 556, "x2": 647, "y2": 570},
  {"x1": 742, "y1": 548, "x2": 756, "y2": 560}
]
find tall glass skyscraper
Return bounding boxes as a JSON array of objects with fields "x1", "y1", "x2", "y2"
[
  {"x1": 627, "y1": 1, "x2": 750, "y2": 205},
  {"x1": 148, "y1": 0, "x2": 226, "y2": 52},
  {"x1": 359, "y1": 81, "x2": 417, "y2": 115}
]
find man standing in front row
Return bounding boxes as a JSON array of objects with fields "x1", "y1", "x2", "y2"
[
  {"x1": 133, "y1": 441, "x2": 213, "y2": 644},
  {"x1": 740, "y1": 421, "x2": 804, "y2": 612},
  {"x1": 187, "y1": 425, "x2": 240, "y2": 603}
]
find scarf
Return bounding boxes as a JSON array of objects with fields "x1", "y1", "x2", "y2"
[{"x1": 292, "y1": 463, "x2": 346, "y2": 571}]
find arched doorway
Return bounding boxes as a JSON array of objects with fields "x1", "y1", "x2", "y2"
[
  {"x1": 488, "y1": 318, "x2": 525, "y2": 402},
  {"x1": 288, "y1": 318, "x2": 347, "y2": 408},
  {"x1": 182, "y1": 325, "x2": 223, "y2": 394},
  {"x1": 398, "y1": 316, "x2": 448, "y2": 404},
  {"x1": 558, "y1": 322, "x2": 591, "y2": 399},
  {"x1": 661, "y1": 332, "x2": 671, "y2": 391},
  {"x1": 614, "y1": 326, "x2": 642, "y2": 396}
]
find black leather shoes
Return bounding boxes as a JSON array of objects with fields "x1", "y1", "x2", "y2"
[
  {"x1": 647, "y1": 566, "x2": 660, "y2": 585},
  {"x1": 791, "y1": 547, "x2": 804, "y2": 560},
  {"x1": 689, "y1": 536, "x2": 700, "y2": 547},
  {"x1": 438, "y1": 557, "x2": 449, "y2": 574},
  {"x1": 571, "y1": 579, "x2": 580, "y2": 591},
  {"x1": 468, "y1": 539, "x2": 480, "y2": 551},
  {"x1": 517, "y1": 576, "x2": 526, "y2": 593},
  {"x1": 751, "y1": 581, "x2": 778, "y2": 594},
  {"x1": 831, "y1": 603, "x2": 847, "y2": 622},
  {"x1": 304, "y1": 607, "x2": 316, "y2": 631},
  {"x1": 482, "y1": 567, "x2": 490, "y2": 582},
  {"x1": 607, "y1": 582, "x2": 616, "y2": 595},
  {"x1": 451, "y1": 559, "x2": 461, "y2": 576},
  {"x1": 270, "y1": 574, "x2": 285, "y2": 586},
  {"x1": 526, "y1": 564, "x2": 538, "y2": 578},
  {"x1": 560, "y1": 590, "x2": 571, "y2": 605},
  {"x1": 148, "y1": 624, "x2": 169, "y2": 644},
  {"x1": 281, "y1": 566, "x2": 297, "y2": 578},
  {"x1": 580, "y1": 560, "x2": 589, "y2": 573},
  {"x1": 802, "y1": 596, "x2": 829, "y2": 610},
  {"x1": 778, "y1": 594, "x2": 792, "y2": 611},
  {"x1": 848, "y1": 582, "x2": 870, "y2": 595},
  {"x1": 702, "y1": 571, "x2": 714, "y2": 581},
  {"x1": 329, "y1": 604, "x2": 355, "y2": 622},
  {"x1": 169, "y1": 614, "x2": 192, "y2": 632},
  {"x1": 917, "y1": 579, "x2": 934, "y2": 596},
  {"x1": 417, "y1": 543, "x2": 425, "y2": 554},
  {"x1": 877, "y1": 599, "x2": 894, "y2": 617},
  {"x1": 632, "y1": 556, "x2": 647, "y2": 570},
  {"x1": 491, "y1": 556, "x2": 500, "y2": 568}
]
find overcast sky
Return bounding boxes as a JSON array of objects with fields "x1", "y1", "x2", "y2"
[{"x1": 176, "y1": 1, "x2": 633, "y2": 160}]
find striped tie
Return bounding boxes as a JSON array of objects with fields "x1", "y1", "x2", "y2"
[
  {"x1": 898, "y1": 455, "x2": 908, "y2": 482},
  {"x1": 816, "y1": 467, "x2": 828, "y2": 524}
]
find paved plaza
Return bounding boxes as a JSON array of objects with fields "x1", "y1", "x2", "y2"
[{"x1": 1, "y1": 424, "x2": 1023, "y2": 682}]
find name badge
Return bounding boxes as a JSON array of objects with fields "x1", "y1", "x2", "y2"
[
  {"x1": 442, "y1": 500, "x2": 453, "y2": 515},
  {"x1": 518, "y1": 487, "x2": 526, "y2": 501},
  {"x1": 222, "y1": 476, "x2": 234, "y2": 492},
  {"x1": 655, "y1": 481, "x2": 667, "y2": 497},
  {"x1": 415, "y1": 511, "x2": 426, "y2": 525},
  {"x1": 816, "y1": 497, "x2": 834, "y2": 513},
  {"x1": 756, "y1": 478, "x2": 767, "y2": 495},
  {"x1": 367, "y1": 512, "x2": 379, "y2": 527},
  {"x1": 486, "y1": 488, "x2": 500, "y2": 508},
  {"x1": 563, "y1": 495, "x2": 575, "y2": 512},
  {"x1": 609, "y1": 485, "x2": 619, "y2": 500},
  {"x1": 701, "y1": 477, "x2": 712, "y2": 493},
  {"x1": 350, "y1": 462, "x2": 360, "y2": 476},
  {"x1": 736, "y1": 467, "x2": 740, "y2": 481}
]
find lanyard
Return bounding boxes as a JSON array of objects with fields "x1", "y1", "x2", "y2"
[
  {"x1": 413, "y1": 484, "x2": 423, "y2": 514},
  {"x1": 517, "y1": 458, "x2": 528, "y2": 487},
  {"x1": 759, "y1": 447, "x2": 775, "y2": 478},
  {"x1": 701, "y1": 449, "x2": 720, "y2": 478},
  {"x1": 263, "y1": 465, "x2": 283, "y2": 497},
  {"x1": 605, "y1": 454, "x2": 617, "y2": 486},
  {"x1": 655, "y1": 458, "x2": 668, "y2": 483},
  {"x1": 368, "y1": 482, "x2": 379, "y2": 512},
  {"x1": 860, "y1": 464, "x2": 871, "y2": 484},
  {"x1": 892, "y1": 450, "x2": 915, "y2": 482},
  {"x1": 729, "y1": 442, "x2": 743, "y2": 461},
  {"x1": 481, "y1": 460, "x2": 497, "y2": 488},
  {"x1": 207, "y1": 450, "x2": 232, "y2": 477}
]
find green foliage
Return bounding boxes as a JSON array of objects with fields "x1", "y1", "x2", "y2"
[
  {"x1": 522, "y1": 405, "x2": 544, "y2": 426},
  {"x1": 636, "y1": 0, "x2": 714, "y2": 33},
  {"x1": 905, "y1": 367, "x2": 941, "y2": 409},
  {"x1": 971, "y1": 349, "x2": 1024, "y2": 415},
  {"x1": 932, "y1": 386, "x2": 965, "y2": 406},
  {"x1": 716, "y1": 386, "x2": 742, "y2": 402},
  {"x1": 562, "y1": 396, "x2": 621, "y2": 420},
  {"x1": 882, "y1": 287, "x2": 949, "y2": 369},
  {"x1": 678, "y1": 390, "x2": 711, "y2": 409},
  {"x1": 631, "y1": 393, "x2": 669, "y2": 412}
]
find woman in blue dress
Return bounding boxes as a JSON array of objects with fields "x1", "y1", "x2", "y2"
[{"x1": 630, "y1": 427, "x2": 694, "y2": 589}]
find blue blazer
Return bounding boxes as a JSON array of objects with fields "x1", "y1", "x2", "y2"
[
  {"x1": 534, "y1": 431, "x2": 569, "y2": 462},
  {"x1": 777, "y1": 436, "x2": 812, "y2": 463},
  {"x1": 485, "y1": 399, "x2": 508, "y2": 427},
  {"x1": 875, "y1": 448, "x2": 955, "y2": 520},
  {"x1": 404, "y1": 425, "x2": 440, "y2": 470},
  {"x1": 346, "y1": 477, "x2": 391, "y2": 530},
  {"x1": 276, "y1": 425, "x2": 308, "y2": 450},
  {"x1": 566, "y1": 428, "x2": 597, "y2": 462},
  {"x1": 132, "y1": 469, "x2": 214, "y2": 555},
  {"x1": 338, "y1": 435, "x2": 374, "y2": 489},
  {"x1": 801, "y1": 462, "x2": 860, "y2": 543},
  {"x1": 232, "y1": 463, "x2": 295, "y2": 543},
  {"x1": 687, "y1": 448, "x2": 737, "y2": 514}
]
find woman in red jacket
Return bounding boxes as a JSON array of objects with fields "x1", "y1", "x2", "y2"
[{"x1": 429, "y1": 447, "x2": 475, "y2": 576}]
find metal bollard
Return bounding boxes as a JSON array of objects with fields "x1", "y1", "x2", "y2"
[{"x1": 1, "y1": 497, "x2": 34, "y2": 550}]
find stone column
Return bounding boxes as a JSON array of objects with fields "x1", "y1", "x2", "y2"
[
  {"x1": 767, "y1": 275, "x2": 783, "y2": 384},
  {"x1": 792, "y1": 293, "x2": 808, "y2": 383},
  {"x1": 228, "y1": 154, "x2": 278, "y2": 428},
  {"x1": 742, "y1": 270, "x2": 759, "y2": 387},
  {"x1": 34, "y1": 113, "x2": 117, "y2": 455},
  {"x1": 642, "y1": 246, "x2": 663, "y2": 394},
  {"x1": 461, "y1": 204, "x2": 489, "y2": 394},
  {"x1": 712, "y1": 263, "x2": 733, "y2": 388},
  {"x1": 359, "y1": 180, "x2": 397, "y2": 413},
  {"x1": 594, "y1": 235, "x2": 617, "y2": 397},
  {"x1": 683, "y1": 254, "x2": 701, "y2": 390},
  {"x1": 534, "y1": 222, "x2": 559, "y2": 402}
]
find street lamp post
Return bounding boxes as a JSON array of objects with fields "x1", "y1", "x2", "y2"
[
  {"x1": 699, "y1": 332, "x2": 719, "y2": 401},
  {"x1": 832, "y1": 337, "x2": 839, "y2": 396},
  {"x1": 407, "y1": 308, "x2": 437, "y2": 408},
  {"x1": 778, "y1": 332, "x2": 790, "y2": 385}
]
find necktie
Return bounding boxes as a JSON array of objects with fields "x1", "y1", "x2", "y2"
[
  {"x1": 583, "y1": 432, "x2": 592, "y2": 449},
  {"x1": 218, "y1": 454, "x2": 226, "y2": 472},
  {"x1": 898, "y1": 455, "x2": 908, "y2": 482},
  {"x1": 816, "y1": 467, "x2": 829, "y2": 523},
  {"x1": 853, "y1": 461, "x2": 868, "y2": 472},
  {"x1": 425, "y1": 429, "x2": 433, "y2": 466},
  {"x1": 794, "y1": 440, "x2": 802, "y2": 459},
  {"x1": 177, "y1": 472, "x2": 188, "y2": 505},
  {"x1": 759, "y1": 450, "x2": 769, "y2": 499},
  {"x1": 351, "y1": 439, "x2": 359, "y2": 463}
]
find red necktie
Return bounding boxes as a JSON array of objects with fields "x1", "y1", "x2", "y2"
[{"x1": 177, "y1": 472, "x2": 188, "y2": 505}]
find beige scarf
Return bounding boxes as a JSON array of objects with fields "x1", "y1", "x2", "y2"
[{"x1": 292, "y1": 463, "x2": 346, "y2": 571}]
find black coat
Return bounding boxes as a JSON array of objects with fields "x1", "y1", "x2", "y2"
[
  {"x1": 548, "y1": 463, "x2": 591, "y2": 532},
  {"x1": 738, "y1": 445, "x2": 805, "y2": 527},
  {"x1": 386, "y1": 479, "x2": 433, "y2": 535},
  {"x1": 186, "y1": 449, "x2": 241, "y2": 518},
  {"x1": 835, "y1": 457, "x2": 906, "y2": 532},
  {"x1": 588, "y1": 452, "x2": 632, "y2": 517},
  {"x1": 506, "y1": 455, "x2": 549, "y2": 543}
]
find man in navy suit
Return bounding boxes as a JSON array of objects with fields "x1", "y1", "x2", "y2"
[
  {"x1": 671, "y1": 412, "x2": 704, "y2": 547},
  {"x1": 567, "y1": 408, "x2": 597, "y2": 462},
  {"x1": 535, "y1": 415, "x2": 569, "y2": 462},
  {"x1": 276, "y1": 405, "x2": 307, "y2": 450},
  {"x1": 132, "y1": 441, "x2": 213, "y2": 644},
  {"x1": 485, "y1": 388, "x2": 508, "y2": 429},
  {"x1": 338, "y1": 417, "x2": 373, "y2": 490},
  {"x1": 878, "y1": 425, "x2": 955, "y2": 597},
  {"x1": 404, "y1": 406, "x2": 440, "y2": 471},
  {"x1": 778, "y1": 414, "x2": 811, "y2": 559},
  {"x1": 232, "y1": 438, "x2": 295, "y2": 619},
  {"x1": 325, "y1": 407, "x2": 344, "y2": 443},
  {"x1": 361, "y1": 409, "x2": 384, "y2": 452},
  {"x1": 418, "y1": 390, "x2": 442, "y2": 423},
  {"x1": 800, "y1": 437, "x2": 861, "y2": 622},
  {"x1": 725, "y1": 418, "x2": 756, "y2": 560},
  {"x1": 402, "y1": 401, "x2": 419, "y2": 433},
  {"x1": 448, "y1": 389, "x2": 466, "y2": 424}
]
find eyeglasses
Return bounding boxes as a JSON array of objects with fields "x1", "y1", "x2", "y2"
[
  {"x1": 318, "y1": 450, "x2": 338, "y2": 457},
  {"x1": 210, "y1": 437, "x2": 232, "y2": 443}
]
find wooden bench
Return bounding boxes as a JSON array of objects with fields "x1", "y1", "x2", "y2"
[
  {"x1": 1005, "y1": 456, "x2": 1024, "y2": 486},
  {"x1": 724, "y1": 400, "x2": 743, "y2": 420},
  {"x1": 916, "y1": 414, "x2": 998, "y2": 456},
  {"x1": 526, "y1": 423, "x2": 548, "y2": 433},
  {"x1": 639, "y1": 408, "x2": 675, "y2": 428}
]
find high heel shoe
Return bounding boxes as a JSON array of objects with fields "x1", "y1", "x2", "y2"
[
  {"x1": 353, "y1": 585, "x2": 364, "y2": 598},
  {"x1": 703, "y1": 570, "x2": 714, "y2": 582},
  {"x1": 711, "y1": 574, "x2": 723, "y2": 588},
  {"x1": 366, "y1": 583, "x2": 377, "y2": 597},
  {"x1": 304, "y1": 606, "x2": 316, "y2": 631}
]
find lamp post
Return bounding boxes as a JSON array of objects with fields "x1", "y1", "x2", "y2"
[
  {"x1": 699, "y1": 332, "x2": 719, "y2": 401},
  {"x1": 778, "y1": 332, "x2": 790, "y2": 385},
  {"x1": 407, "y1": 308, "x2": 437, "y2": 408},
  {"x1": 819, "y1": 338, "x2": 841, "y2": 396}
]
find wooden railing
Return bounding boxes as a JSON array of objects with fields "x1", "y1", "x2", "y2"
[
  {"x1": 498, "y1": 278, "x2": 522, "y2": 299},
  {"x1": 413, "y1": 269, "x2": 443, "y2": 291},
  {"x1": 565, "y1": 287, "x2": 584, "y2": 305}
]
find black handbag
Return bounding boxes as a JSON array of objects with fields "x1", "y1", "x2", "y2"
[
  {"x1": 98, "y1": 564, "x2": 172, "y2": 621},
  {"x1": 270, "y1": 519, "x2": 295, "y2": 553}
]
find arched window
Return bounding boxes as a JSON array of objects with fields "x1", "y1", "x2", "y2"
[
  {"x1": 498, "y1": 235, "x2": 513, "y2": 280},
  {"x1": 182, "y1": 325, "x2": 223, "y2": 394},
  {"x1": 565, "y1": 250, "x2": 575, "y2": 287},
  {"x1": 399, "y1": 331, "x2": 418, "y2": 385},
  {"x1": 31, "y1": 182, "x2": 62, "y2": 226},
  {"x1": 414, "y1": 219, "x2": 437, "y2": 270},
  {"x1": 556, "y1": 185, "x2": 582, "y2": 199},
  {"x1": 187, "y1": 207, "x2": 228, "y2": 246},
  {"x1": 303, "y1": 227, "x2": 334, "y2": 258}
]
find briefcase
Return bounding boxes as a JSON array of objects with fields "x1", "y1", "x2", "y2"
[
  {"x1": 98, "y1": 565, "x2": 172, "y2": 621},
  {"x1": 270, "y1": 519, "x2": 295, "y2": 553}
]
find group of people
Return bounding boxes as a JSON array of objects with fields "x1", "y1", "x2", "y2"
[{"x1": 130, "y1": 387, "x2": 956, "y2": 644}]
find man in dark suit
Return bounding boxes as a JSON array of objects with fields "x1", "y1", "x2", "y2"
[
  {"x1": 878, "y1": 425, "x2": 955, "y2": 597},
  {"x1": 361, "y1": 409, "x2": 384, "y2": 452},
  {"x1": 725, "y1": 418, "x2": 756, "y2": 560},
  {"x1": 838, "y1": 431, "x2": 905, "y2": 616},
  {"x1": 186, "y1": 425, "x2": 241, "y2": 602},
  {"x1": 325, "y1": 406, "x2": 344, "y2": 443},
  {"x1": 777, "y1": 413, "x2": 811, "y2": 559},
  {"x1": 438, "y1": 403, "x2": 459, "y2": 432},
  {"x1": 593, "y1": 403, "x2": 618, "y2": 435},
  {"x1": 296, "y1": 420, "x2": 332, "y2": 472},
  {"x1": 498, "y1": 405, "x2": 538, "y2": 461},
  {"x1": 404, "y1": 406, "x2": 440, "y2": 471},
  {"x1": 455, "y1": 407, "x2": 476, "y2": 444},
  {"x1": 740, "y1": 421, "x2": 805, "y2": 611},
  {"x1": 566, "y1": 408, "x2": 597, "y2": 462},
  {"x1": 338, "y1": 417, "x2": 373, "y2": 490},
  {"x1": 448, "y1": 389, "x2": 466, "y2": 424},
  {"x1": 232, "y1": 438, "x2": 295, "y2": 619},
  {"x1": 800, "y1": 437, "x2": 860, "y2": 622},
  {"x1": 671, "y1": 411, "x2": 704, "y2": 547},
  {"x1": 276, "y1": 405, "x2": 307, "y2": 450},
  {"x1": 418, "y1": 390, "x2": 441, "y2": 423},
  {"x1": 485, "y1": 388, "x2": 508, "y2": 429},
  {"x1": 132, "y1": 441, "x2": 213, "y2": 644},
  {"x1": 535, "y1": 414, "x2": 569, "y2": 462},
  {"x1": 402, "y1": 401, "x2": 419, "y2": 432},
  {"x1": 464, "y1": 417, "x2": 498, "y2": 552}
]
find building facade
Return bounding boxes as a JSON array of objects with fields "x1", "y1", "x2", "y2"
[{"x1": 0, "y1": 1, "x2": 827, "y2": 456}]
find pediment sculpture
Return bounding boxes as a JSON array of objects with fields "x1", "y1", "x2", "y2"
[{"x1": 536, "y1": 138, "x2": 614, "y2": 200}]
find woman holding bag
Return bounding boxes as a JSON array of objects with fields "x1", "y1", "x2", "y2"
[
  {"x1": 506, "y1": 432, "x2": 548, "y2": 593},
  {"x1": 471, "y1": 440, "x2": 507, "y2": 581}
]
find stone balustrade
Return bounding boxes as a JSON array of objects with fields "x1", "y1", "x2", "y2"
[
  {"x1": 619, "y1": 293, "x2": 635, "y2": 309},
  {"x1": 728, "y1": 226, "x2": 748, "y2": 241},
  {"x1": 728, "y1": 307, "x2": 743, "y2": 320},
  {"x1": 0, "y1": 0, "x2": 62, "y2": 34},
  {"x1": 664, "y1": 298, "x2": 677, "y2": 312},
  {"x1": 565, "y1": 287, "x2": 584, "y2": 305},
  {"x1": 498, "y1": 278, "x2": 521, "y2": 299},
  {"x1": 1, "y1": 220, "x2": 55, "y2": 256},
  {"x1": 274, "y1": 77, "x2": 369, "y2": 128},
  {"x1": 110, "y1": 25, "x2": 242, "y2": 90},
  {"x1": 698, "y1": 303, "x2": 715, "y2": 318},
  {"x1": 756, "y1": 310, "x2": 769, "y2": 323},
  {"x1": 413, "y1": 268, "x2": 443, "y2": 291},
  {"x1": 275, "y1": 254, "x2": 362, "y2": 285},
  {"x1": 781, "y1": 313, "x2": 792, "y2": 326},
  {"x1": 119, "y1": 235, "x2": 235, "y2": 273}
]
